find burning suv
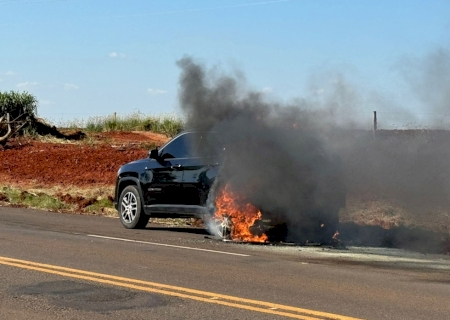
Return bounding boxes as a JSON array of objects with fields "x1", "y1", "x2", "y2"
[
  {"x1": 114, "y1": 131, "x2": 345, "y2": 243},
  {"x1": 114, "y1": 131, "x2": 221, "y2": 226}
]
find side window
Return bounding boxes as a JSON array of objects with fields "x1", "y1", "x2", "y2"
[
  {"x1": 159, "y1": 133, "x2": 192, "y2": 159},
  {"x1": 158, "y1": 132, "x2": 220, "y2": 159}
]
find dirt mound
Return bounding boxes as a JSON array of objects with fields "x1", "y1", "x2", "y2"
[
  {"x1": 0, "y1": 141, "x2": 148, "y2": 186},
  {"x1": 0, "y1": 130, "x2": 170, "y2": 186}
]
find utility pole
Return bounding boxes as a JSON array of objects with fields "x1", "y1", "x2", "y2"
[{"x1": 373, "y1": 111, "x2": 377, "y2": 139}]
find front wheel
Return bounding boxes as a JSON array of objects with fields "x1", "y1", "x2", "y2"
[
  {"x1": 209, "y1": 215, "x2": 232, "y2": 240},
  {"x1": 118, "y1": 185, "x2": 149, "y2": 229}
]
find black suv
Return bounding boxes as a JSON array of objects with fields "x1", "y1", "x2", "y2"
[{"x1": 114, "y1": 131, "x2": 219, "y2": 229}]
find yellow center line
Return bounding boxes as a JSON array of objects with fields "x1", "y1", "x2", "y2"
[{"x1": 0, "y1": 256, "x2": 363, "y2": 320}]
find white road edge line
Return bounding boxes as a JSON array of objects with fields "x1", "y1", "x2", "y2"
[{"x1": 87, "y1": 234, "x2": 250, "y2": 257}]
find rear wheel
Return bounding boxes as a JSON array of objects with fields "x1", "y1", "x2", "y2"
[{"x1": 118, "y1": 185, "x2": 149, "y2": 229}]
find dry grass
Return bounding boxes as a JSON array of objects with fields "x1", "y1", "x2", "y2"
[{"x1": 1, "y1": 181, "x2": 114, "y2": 198}]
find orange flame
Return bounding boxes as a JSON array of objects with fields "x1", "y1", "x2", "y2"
[{"x1": 215, "y1": 184, "x2": 268, "y2": 242}]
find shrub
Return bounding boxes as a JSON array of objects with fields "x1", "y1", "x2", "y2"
[
  {"x1": 0, "y1": 91, "x2": 38, "y2": 120},
  {"x1": 0, "y1": 91, "x2": 38, "y2": 141}
]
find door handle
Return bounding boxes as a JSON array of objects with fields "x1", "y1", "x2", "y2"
[{"x1": 170, "y1": 164, "x2": 183, "y2": 169}]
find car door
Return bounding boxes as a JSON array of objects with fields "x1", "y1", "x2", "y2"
[
  {"x1": 145, "y1": 133, "x2": 192, "y2": 204},
  {"x1": 181, "y1": 133, "x2": 221, "y2": 205}
]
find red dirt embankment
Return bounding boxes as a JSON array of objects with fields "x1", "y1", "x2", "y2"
[{"x1": 0, "y1": 132, "x2": 169, "y2": 187}]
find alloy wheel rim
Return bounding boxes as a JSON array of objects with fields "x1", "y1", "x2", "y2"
[
  {"x1": 121, "y1": 192, "x2": 138, "y2": 223},
  {"x1": 213, "y1": 215, "x2": 232, "y2": 239}
]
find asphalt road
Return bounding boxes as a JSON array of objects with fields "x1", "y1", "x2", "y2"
[{"x1": 0, "y1": 206, "x2": 449, "y2": 320}]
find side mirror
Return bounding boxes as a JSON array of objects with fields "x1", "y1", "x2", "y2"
[{"x1": 149, "y1": 148, "x2": 159, "y2": 159}]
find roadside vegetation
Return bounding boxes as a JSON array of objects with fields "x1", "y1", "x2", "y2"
[
  {"x1": 0, "y1": 184, "x2": 197, "y2": 226},
  {"x1": 0, "y1": 186, "x2": 70, "y2": 211},
  {"x1": 64, "y1": 111, "x2": 185, "y2": 137},
  {"x1": 1, "y1": 90, "x2": 88, "y2": 144},
  {"x1": 0, "y1": 185, "x2": 115, "y2": 215},
  {"x1": 0, "y1": 91, "x2": 38, "y2": 143},
  {"x1": 0, "y1": 91, "x2": 38, "y2": 120}
]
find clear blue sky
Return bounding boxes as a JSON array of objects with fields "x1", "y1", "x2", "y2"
[{"x1": 1, "y1": 0, "x2": 449, "y2": 127}]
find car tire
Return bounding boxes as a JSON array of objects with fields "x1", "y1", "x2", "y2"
[
  {"x1": 209, "y1": 215, "x2": 232, "y2": 240},
  {"x1": 118, "y1": 185, "x2": 149, "y2": 229}
]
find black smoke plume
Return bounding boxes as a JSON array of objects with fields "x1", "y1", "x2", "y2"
[
  {"x1": 177, "y1": 57, "x2": 345, "y2": 243},
  {"x1": 176, "y1": 52, "x2": 450, "y2": 251}
]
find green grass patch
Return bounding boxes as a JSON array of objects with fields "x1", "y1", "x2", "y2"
[
  {"x1": 1, "y1": 186, "x2": 69, "y2": 211},
  {"x1": 1, "y1": 186, "x2": 19, "y2": 202},
  {"x1": 62, "y1": 111, "x2": 185, "y2": 137},
  {"x1": 84, "y1": 198, "x2": 114, "y2": 214}
]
